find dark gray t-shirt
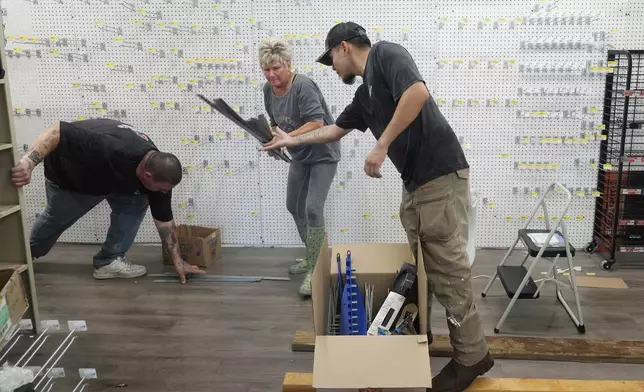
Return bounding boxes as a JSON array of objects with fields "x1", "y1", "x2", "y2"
[
  {"x1": 263, "y1": 74, "x2": 341, "y2": 164},
  {"x1": 335, "y1": 41, "x2": 468, "y2": 193}
]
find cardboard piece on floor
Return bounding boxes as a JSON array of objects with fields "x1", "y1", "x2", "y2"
[
  {"x1": 574, "y1": 276, "x2": 628, "y2": 289},
  {"x1": 311, "y1": 239, "x2": 431, "y2": 390}
]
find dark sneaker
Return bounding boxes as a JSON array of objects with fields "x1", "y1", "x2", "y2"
[{"x1": 428, "y1": 352, "x2": 494, "y2": 392}]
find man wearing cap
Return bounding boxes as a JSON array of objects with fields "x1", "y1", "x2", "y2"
[{"x1": 262, "y1": 22, "x2": 493, "y2": 392}]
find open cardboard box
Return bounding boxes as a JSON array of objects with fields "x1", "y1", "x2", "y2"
[
  {"x1": 0, "y1": 265, "x2": 29, "y2": 346},
  {"x1": 311, "y1": 237, "x2": 432, "y2": 391}
]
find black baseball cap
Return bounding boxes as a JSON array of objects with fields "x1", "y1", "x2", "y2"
[{"x1": 316, "y1": 22, "x2": 371, "y2": 66}]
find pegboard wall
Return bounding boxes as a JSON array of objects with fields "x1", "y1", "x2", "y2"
[{"x1": 1, "y1": 0, "x2": 640, "y2": 248}]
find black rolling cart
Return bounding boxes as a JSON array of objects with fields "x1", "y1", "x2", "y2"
[{"x1": 586, "y1": 50, "x2": 644, "y2": 270}]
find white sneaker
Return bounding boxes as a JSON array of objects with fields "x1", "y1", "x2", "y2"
[{"x1": 93, "y1": 256, "x2": 147, "y2": 280}]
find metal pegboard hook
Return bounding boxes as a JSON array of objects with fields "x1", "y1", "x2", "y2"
[{"x1": 34, "y1": 336, "x2": 77, "y2": 389}]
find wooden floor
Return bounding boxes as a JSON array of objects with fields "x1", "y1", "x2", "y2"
[{"x1": 4, "y1": 244, "x2": 644, "y2": 391}]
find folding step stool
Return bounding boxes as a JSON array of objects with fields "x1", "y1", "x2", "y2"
[{"x1": 481, "y1": 182, "x2": 585, "y2": 334}]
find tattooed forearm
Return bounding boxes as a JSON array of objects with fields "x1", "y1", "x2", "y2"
[
  {"x1": 23, "y1": 123, "x2": 61, "y2": 168},
  {"x1": 157, "y1": 221, "x2": 179, "y2": 256},
  {"x1": 294, "y1": 126, "x2": 336, "y2": 144},
  {"x1": 27, "y1": 151, "x2": 44, "y2": 165}
]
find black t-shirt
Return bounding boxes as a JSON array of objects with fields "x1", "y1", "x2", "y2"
[
  {"x1": 336, "y1": 41, "x2": 469, "y2": 193},
  {"x1": 44, "y1": 119, "x2": 174, "y2": 222}
]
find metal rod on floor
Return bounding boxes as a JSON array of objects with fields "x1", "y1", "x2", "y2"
[
  {"x1": 72, "y1": 377, "x2": 86, "y2": 392},
  {"x1": 34, "y1": 336, "x2": 77, "y2": 389},
  {"x1": 44, "y1": 382, "x2": 55, "y2": 392},
  {"x1": 22, "y1": 335, "x2": 50, "y2": 368},
  {"x1": 32, "y1": 329, "x2": 76, "y2": 381},
  {"x1": 39, "y1": 375, "x2": 54, "y2": 392},
  {"x1": 78, "y1": 384, "x2": 88, "y2": 392},
  {"x1": 14, "y1": 327, "x2": 50, "y2": 367},
  {"x1": 0, "y1": 335, "x2": 22, "y2": 364}
]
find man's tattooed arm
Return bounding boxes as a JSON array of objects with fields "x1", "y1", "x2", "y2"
[
  {"x1": 156, "y1": 220, "x2": 180, "y2": 259},
  {"x1": 22, "y1": 122, "x2": 61, "y2": 168}
]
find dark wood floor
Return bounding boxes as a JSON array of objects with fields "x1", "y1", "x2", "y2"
[{"x1": 5, "y1": 244, "x2": 644, "y2": 391}]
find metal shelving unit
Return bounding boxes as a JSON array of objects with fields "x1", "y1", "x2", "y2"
[
  {"x1": 0, "y1": 10, "x2": 41, "y2": 351},
  {"x1": 586, "y1": 50, "x2": 644, "y2": 270}
]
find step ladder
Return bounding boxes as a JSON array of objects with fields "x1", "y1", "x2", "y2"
[{"x1": 481, "y1": 182, "x2": 585, "y2": 334}]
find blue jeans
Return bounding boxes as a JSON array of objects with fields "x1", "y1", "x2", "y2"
[{"x1": 30, "y1": 179, "x2": 149, "y2": 268}]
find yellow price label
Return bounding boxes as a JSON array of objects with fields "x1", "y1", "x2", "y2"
[
  {"x1": 531, "y1": 191, "x2": 539, "y2": 197},
  {"x1": 336, "y1": 184, "x2": 345, "y2": 190},
  {"x1": 178, "y1": 202, "x2": 186, "y2": 208},
  {"x1": 391, "y1": 213, "x2": 400, "y2": 219},
  {"x1": 178, "y1": 83, "x2": 186, "y2": 88},
  {"x1": 124, "y1": 83, "x2": 135, "y2": 87},
  {"x1": 114, "y1": 36, "x2": 124, "y2": 42},
  {"x1": 49, "y1": 49, "x2": 59, "y2": 54},
  {"x1": 215, "y1": 132, "x2": 226, "y2": 137},
  {"x1": 500, "y1": 153, "x2": 510, "y2": 158},
  {"x1": 40, "y1": 202, "x2": 46, "y2": 207},
  {"x1": 537, "y1": 215, "x2": 545, "y2": 220},
  {"x1": 592, "y1": 191, "x2": 600, "y2": 196},
  {"x1": 595, "y1": 124, "x2": 606, "y2": 130},
  {"x1": 248, "y1": 18, "x2": 256, "y2": 22},
  {"x1": 105, "y1": 62, "x2": 116, "y2": 67},
  {"x1": 588, "y1": 107, "x2": 599, "y2": 113},
  {"x1": 401, "y1": 28, "x2": 409, "y2": 32},
  {"x1": 604, "y1": 164, "x2": 613, "y2": 169},
  {"x1": 340, "y1": 228, "x2": 350, "y2": 233},
  {"x1": 187, "y1": 215, "x2": 196, "y2": 220},
  {"x1": 76, "y1": 116, "x2": 87, "y2": 121},
  {"x1": 598, "y1": 135, "x2": 607, "y2": 140},
  {"x1": 192, "y1": 25, "x2": 201, "y2": 29},
  {"x1": 72, "y1": 82, "x2": 81, "y2": 87},
  {"x1": 206, "y1": 166, "x2": 213, "y2": 171},
  {"x1": 577, "y1": 216, "x2": 585, "y2": 220},
  {"x1": 521, "y1": 216, "x2": 528, "y2": 220},
  {"x1": 134, "y1": 20, "x2": 143, "y2": 25},
  {"x1": 509, "y1": 100, "x2": 518, "y2": 105},
  {"x1": 226, "y1": 20, "x2": 234, "y2": 25},
  {"x1": 362, "y1": 214, "x2": 372, "y2": 219},
  {"x1": 225, "y1": 170, "x2": 233, "y2": 175},
  {"x1": 460, "y1": 18, "x2": 469, "y2": 23},
  {"x1": 505, "y1": 216, "x2": 513, "y2": 220}
]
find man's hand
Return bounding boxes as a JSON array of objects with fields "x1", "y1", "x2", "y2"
[
  {"x1": 174, "y1": 259, "x2": 206, "y2": 284},
  {"x1": 11, "y1": 159, "x2": 34, "y2": 188},
  {"x1": 156, "y1": 219, "x2": 206, "y2": 284},
  {"x1": 364, "y1": 143, "x2": 387, "y2": 178},
  {"x1": 261, "y1": 127, "x2": 298, "y2": 151}
]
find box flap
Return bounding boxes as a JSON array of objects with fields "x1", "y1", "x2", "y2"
[{"x1": 313, "y1": 336, "x2": 432, "y2": 389}]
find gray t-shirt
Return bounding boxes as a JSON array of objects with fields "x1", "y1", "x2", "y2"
[
  {"x1": 335, "y1": 41, "x2": 468, "y2": 193},
  {"x1": 263, "y1": 74, "x2": 341, "y2": 164}
]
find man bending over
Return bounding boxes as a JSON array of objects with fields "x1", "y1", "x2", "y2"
[{"x1": 11, "y1": 119, "x2": 205, "y2": 283}]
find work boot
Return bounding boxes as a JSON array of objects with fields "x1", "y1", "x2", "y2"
[
  {"x1": 288, "y1": 258, "x2": 309, "y2": 275},
  {"x1": 427, "y1": 352, "x2": 494, "y2": 392},
  {"x1": 93, "y1": 256, "x2": 147, "y2": 279}
]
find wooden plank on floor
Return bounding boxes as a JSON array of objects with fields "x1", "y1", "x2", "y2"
[
  {"x1": 282, "y1": 372, "x2": 644, "y2": 392},
  {"x1": 291, "y1": 330, "x2": 644, "y2": 364}
]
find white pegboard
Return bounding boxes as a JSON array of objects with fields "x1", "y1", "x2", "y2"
[{"x1": 1, "y1": 0, "x2": 640, "y2": 248}]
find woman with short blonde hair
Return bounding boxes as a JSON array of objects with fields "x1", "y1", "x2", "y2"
[{"x1": 259, "y1": 37, "x2": 341, "y2": 296}]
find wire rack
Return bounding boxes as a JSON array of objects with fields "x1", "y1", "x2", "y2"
[
  {"x1": 586, "y1": 50, "x2": 644, "y2": 270},
  {"x1": 0, "y1": 323, "x2": 92, "y2": 392}
]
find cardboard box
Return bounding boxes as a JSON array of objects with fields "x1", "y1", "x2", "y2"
[
  {"x1": 162, "y1": 225, "x2": 222, "y2": 268},
  {"x1": 0, "y1": 265, "x2": 29, "y2": 346},
  {"x1": 311, "y1": 238, "x2": 432, "y2": 391}
]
